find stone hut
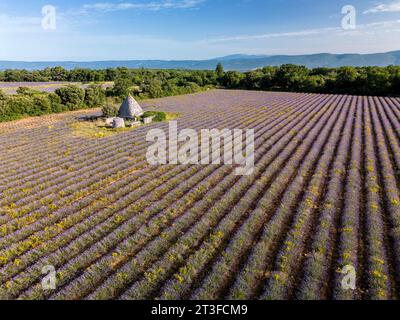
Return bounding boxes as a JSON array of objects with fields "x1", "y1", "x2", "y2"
[{"x1": 118, "y1": 95, "x2": 144, "y2": 120}]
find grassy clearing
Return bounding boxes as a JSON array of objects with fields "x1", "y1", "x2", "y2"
[
  {"x1": 69, "y1": 112, "x2": 181, "y2": 139},
  {"x1": 165, "y1": 112, "x2": 181, "y2": 121},
  {"x1": 69, "y1": 121, "x2": 136, "y2": 139}
]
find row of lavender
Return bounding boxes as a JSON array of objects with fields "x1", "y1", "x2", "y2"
[
  {"x1": 0, "y1": 82, "x2": 113, "y2": 94},
  {"x1": 0, "y1": 89, "x2": 306, "y2": 298},
  {"x1": 0, "y1": 90, "x2": 399, "y2": 300}
]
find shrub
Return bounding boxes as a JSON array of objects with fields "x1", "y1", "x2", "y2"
[
  {"x1": 142, "y1": 111, "x2": 167, "y2": 122},
  {"x1": 216, "y1": 63, "x2": 225, "y2": 78},
  {"x1": 0, "y1": 99, "x2": 10, "y2": 117},
  {"x1": 6, "y1": 95, "x2": 35, "y2": 116},
  {"x1": 184, "y1": 82, "x2": 201, "y2": 93},
  {"x1": 33, "y1": 95, "x2": 52, "y2": 115},
  {"x1": 48, "y1": 93, "x2": 65, "y2": 113},
  {"x1": 55, "y1": 85, "x2": 85, "y2": 110},
  {"x1": 221, "y1": 71, "x2": 245, "y2": 88},
  {"x1": 111, "y1": 77, "x2": 132, "y2": 99},
  {"x1": 4, "y1": 95, "x2": 53, "y2": 116},
  {"x1": 102, "y1": 105, "x2": 119, "y2": 117},
  {"x1": 141, "y1": 79, "x2": 163, "y2": 99},
  {"x1": 84, "y1": 85, "x2": 106, "y2": 108},
  {"x1": 0, "y1": 85, "x2": 105, "y2": 122},
  {"x1": 0, "y1": 89, "x2": 5, "y2": 100},
  {"x1": 16, "y1": 87, "x2": 40, "y2": 96}
]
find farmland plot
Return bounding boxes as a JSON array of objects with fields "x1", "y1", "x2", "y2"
[
  {"x1": 0, "y1": 82, "x2": 113, "y2": 94},
  {"x1": 0, "y1": 89, "x2": 399, "y2": 300}
]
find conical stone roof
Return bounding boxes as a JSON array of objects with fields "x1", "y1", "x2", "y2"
[{"x1": 118, "y1": 95, "x2": 144, "y2": 119}]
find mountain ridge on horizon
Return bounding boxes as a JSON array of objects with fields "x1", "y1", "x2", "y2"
[{"x1": 1, "y1": 50, "x2": 400, "y2": 72}]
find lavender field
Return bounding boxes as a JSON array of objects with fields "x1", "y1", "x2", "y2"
[
  {"x1": 0, "y1": 82, "x2": 113, "y2": 94},
  {"x1": 0, "y1": 89, "x2": 400, "y2": 300}
]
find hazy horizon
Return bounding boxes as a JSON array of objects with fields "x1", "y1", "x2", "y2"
[{"x1": 1, "y1": 49, "x2": 400, "y2": 63}]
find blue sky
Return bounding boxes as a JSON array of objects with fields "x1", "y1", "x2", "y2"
[{"x1": 0, "y1": 0, "x2": 400, "y2": 60}]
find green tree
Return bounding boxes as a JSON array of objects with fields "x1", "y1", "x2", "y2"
[
  {"x1": 6, "y1": 95, "x2": 35, "y2": 115},
  {"x1": 32, "y1": 95, "x2": 52, "y2": 115},
  {"x1": 84, "y1": 85, "x2": 106, "y2": 108},
  {"x1": 366, "y1": 67, "x2": 390, "y2": 95},
  {"x1": 275, "y1": 64, "x2": 309, "y2": 91},
  {"x1": 16, "y1": 87, "x2": 40, "y2": 96},
  {"x1": 55, "y1": 85, "x2": 85, "y2": 110},
  {"x1": 48, "y1": 93, "x2": 65, "y2": 113},
  {"x1": 112, "y1": 76, "x2": 132, "y2": 99},
  {"x1": 391, "y1": 67, "x2": 400, "y2": 94},
  {"x1": 216, "y1": 63, "x2": 225, "y2": 78},
  {"x1": 184, "y1": 82, "x2": 201, "y2": 93},
  {"x1": 300, "y1": 75, "x2": 326, "y2": 92},
  {"x1": 221, "y1": 71, "x2": 245, "y2": 88},
  {"x1": 48, "y1": 66, "x2": 68, "y2": 81},
  {"x1": 101, "y1": 105, "x2": 119, "y2": 117},
  {"x1": 145, "y1": 79, "x2": 164, "y2": 98},
  {"x1": 259, "y1": 66, "x2": 278, "y2": 90},
  {"x1": 105, "y1": 68, "x2": 117, "y2": 81},
  {"x1": 336, "y1": 67, "x2": 359, "y2": 93},
  {"x1": 243, "y1": 70, "x2": 265, "y2": 90}
]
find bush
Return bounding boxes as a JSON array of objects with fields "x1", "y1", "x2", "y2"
[
  {"x1": 0, "y1": 85, "x2": 107, "y2": 122},
  {"x1": 32, "y1": 95, "x2": 52, "y2": 115},
  {"x1": 221, "y1": 71, "x2": 245, "y2": 88},
  {"x1": 182, "y1": 82, "x2": 201, "y2": 94},
  {"x1": 48, "y1": 93, "x2": 65, "y2": 113},
  {"x1": 0, "y1": 99, "x2": 10, "y2": 117},
  {"x1": 0, "y1": 89, "x2": 5, "y2": 100},
  {"x1": 112, "y1": 77, "x2": 132, "y2": 99},
  {"x1": 142, "y1": 111, "x2": 167, "y2": 122},
  {"x1": 142, "y1": 79, "x2": 163, "y2": 99},
  {"x1": 55, "y1": 85, "x2": 85, "y2": 110},
  {"x1": 102, "y1": 104, "x2": 119, "y2": 117},
  {"x1": 3, "y1": 95, "x2": 51, "y2": 116},
  {"x1": 6, "y1": 95, "x2": 35, "y2": 116},
  {"x1": 393, "y1": 73, "x2": 400, "y2": 94},
  {"x1": 16, "y1": 87, "x2": 40, "y2": 96},
  {"x1": 84, "y1": 85, "x2": 106, "y2": 108}
]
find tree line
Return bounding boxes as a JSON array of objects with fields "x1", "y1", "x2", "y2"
[
  {"x1": 220, "y1": 64, "x2": 400, "y2": 96},
  {"x1": 0, "y1": 68, "x2": 216, "y2": 122},
  {"x1": 0, "y1": 64, "x2": 399, "y2": 122},
  {"x1": 0, "y1": 85, "x2": 106, "y2": 122},
  {"x1": 1, "y1": 64, "x2": 399, "y2": 96}
]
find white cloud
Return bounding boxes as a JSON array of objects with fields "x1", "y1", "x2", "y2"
[
  {"x1": 0, "y1": 14, "x2": 42, "y2": 34},
  {"x1": 203, "y1": 19, "x2": 400, "y2": 43},
  {"x1": 83, "y1": 0, "x2": 204, "y2": 12},
  {"x1": 202, "y1": 27, "x2": 339, "y2": 43},
  {"x1": 364, "y1": 1, "x2": 400, "y2": 14}
]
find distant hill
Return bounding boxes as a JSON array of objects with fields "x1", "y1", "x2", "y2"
[{"x1": 1, "y1": 51, "x2": 399, "y2": 71}]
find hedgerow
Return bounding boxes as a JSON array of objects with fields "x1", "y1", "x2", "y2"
[{"x1": 0, "y1": 85, "x2": 106, "y2": 122}]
